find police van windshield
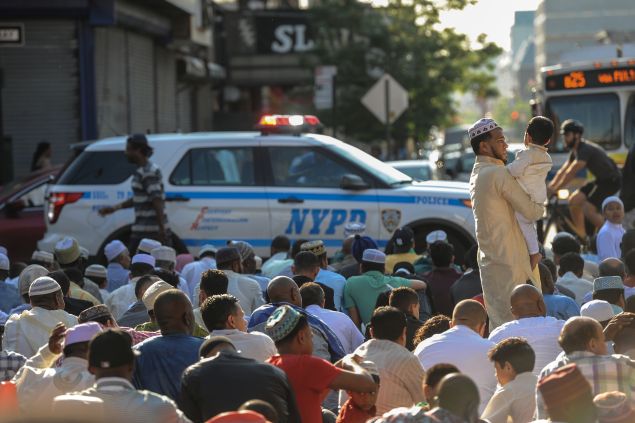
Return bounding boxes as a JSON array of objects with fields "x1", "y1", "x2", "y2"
[
  {"x1": 545, "y1": 93, "x2": 620, "y2": 152},
  {"x1": 326, "y1": 142, "x2": 413, "y2": 185}
]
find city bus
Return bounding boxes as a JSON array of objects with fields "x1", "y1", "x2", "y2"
[{"x1": 533, "y1": 58, "x2": 635, "y2": 173}]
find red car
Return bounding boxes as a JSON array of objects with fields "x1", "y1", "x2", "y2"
[{"x1": 0, "y1": 166, "x2": 62, "y2": 263}]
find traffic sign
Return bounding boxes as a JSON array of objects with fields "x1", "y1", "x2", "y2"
[
  {"x1": 361, "y1": 73, "x2": 408, "y2": 124},
  {"x1": 314, "y1": 66, "x2": 337, "y2": 110}
]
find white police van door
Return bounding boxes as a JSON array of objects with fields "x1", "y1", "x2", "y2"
[
  {"x1": 165, "y1": 139, "x2": 271, "y2": 256},
  {"x1": 263, "y1": 141, "x2": 380, "y2": 255}
]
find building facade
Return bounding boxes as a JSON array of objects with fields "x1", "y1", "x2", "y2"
[
  {"x1": 0, "y1": 0, "x2": 221, "y2": 181},
  {"x1": 510, "y1": 11, "x2": 535, "y2": 100},
  {"x1": 535, "y1": 0, "x2": 635, "y2": 75},
  {"x1": 212, "y1": 7, "x2": 314, "y2": 131}
]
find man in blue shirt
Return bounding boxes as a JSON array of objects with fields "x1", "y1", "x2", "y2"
[
  {"x1": 132, "y1": 289, "x2": 203, "y2": 400},
  {"x1": 540, "y1": 262, "x2": 580, "y2": 320},
  {"x1": 300, "y1": 240, "x2": 347, "y2": 311},
  {"x1": 248, "y1": 276, "x2": 345, "y2": 363},
  {"x1": 104, "y1": 240, "x2": 131, "y2": 292},
  {"x1": 229, "y1": 241, "x2": 270, "y2": 295},
  {"x1": 0, "y1": 254, "x2": 21, "y2": 313}
]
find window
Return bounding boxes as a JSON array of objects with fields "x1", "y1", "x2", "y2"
[
  {"x1": 17, "y1": 183, "x2": 47, "y2": 208},
  {"x1": 170, "y1": 147, "x2": 255, "y2": 186},
  {"x1": 268, "y1": 147, "x2": 360, "y2": 188},
  {"x1": 396, "y1": 165, "x2": 431, "y2": 181},
  {"x1": 625, "y1": 94, "x2": 635, "y2": 149},
  {"x1": 57, "y1": 151, "x2": 137, "y2": 185},
  {"x1": 325, "y1": 142, "x2": 409, "y2": 186},
  {"x1": 545, "y1": 93, "x2": 620, "y2": 152}
]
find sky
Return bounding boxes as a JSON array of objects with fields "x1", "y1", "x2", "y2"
[{"x1": 438, "y1": 0, "x2": 542, "y2": 51}]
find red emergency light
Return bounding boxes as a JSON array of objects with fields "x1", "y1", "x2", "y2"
[{"x1": 257, "y1": 114, "x2": 322, "y2": 135}]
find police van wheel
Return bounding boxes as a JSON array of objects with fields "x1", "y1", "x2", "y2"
[{"x1": 412, "y1": 224, "x2": 475, "y2": 268}]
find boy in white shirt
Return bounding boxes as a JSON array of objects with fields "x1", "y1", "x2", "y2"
[
  {"x1": 596, "y1": 196, "x2": 626, "y2": 260},
  {"x1": 481, "y1": 337, "x2": 538, "y2": 423},
  {"x1": 507, "y1": 116, "x2": 554, "y2": 270}
]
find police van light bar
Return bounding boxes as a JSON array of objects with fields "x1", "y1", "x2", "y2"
[{"x1": 257, "y1": 115, "x2": 322, "y2": 134}]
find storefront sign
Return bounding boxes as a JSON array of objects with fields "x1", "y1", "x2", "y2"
[
  {"x1": 0, "y1": 24, "x2": 23, "y2": 46},
  {"x1": 226, "y1": 12, "x2": 314, "y2": 55}
]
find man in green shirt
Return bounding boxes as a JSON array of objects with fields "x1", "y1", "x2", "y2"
[{"x1": 344, "y1": 249, "x2": 427, "y2": 328}]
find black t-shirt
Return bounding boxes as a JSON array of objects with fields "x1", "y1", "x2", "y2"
[
  {"x1": 292, "y1": 275, "x2": 336, "y2": 311},
  {"x1": 179, "y1": 351, "x2": 301, "y2": 423},
  {"x1": 449, "y1": 269, "x2": 483, "y2": 307},
  {"x1": 568, "y1": 140, "x2": 620, "y2": 181},
  {"x1": 64, "y1": 297, "x2": 93, "y2": 316}
]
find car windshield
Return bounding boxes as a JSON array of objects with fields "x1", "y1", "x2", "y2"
[
  {"x1": 546, "y1": 93, "x2": 620, "y2": 152},
  {"x1": 394, "y1": 165, "x2": 431, "y2": 181},
  {"x1": 326, "y1": 142, "x2": 412, "y2": 185}
]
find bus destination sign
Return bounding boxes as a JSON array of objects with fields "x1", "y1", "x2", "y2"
[{"x1": 545, "y1": 66, "x2": 635, "y2": 91}]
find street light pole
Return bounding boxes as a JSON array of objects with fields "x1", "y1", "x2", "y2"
[{"x1": 385, "y1": 77, "x2": 391, "y2": 159}]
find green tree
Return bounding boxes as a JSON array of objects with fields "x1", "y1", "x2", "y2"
[{"x1": 308, "y1": 0, "x2": 502, "y2": 154}]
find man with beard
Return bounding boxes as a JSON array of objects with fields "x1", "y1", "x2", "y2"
[
  {"x1": 548, "y1": 119, "x2": 621, "y2": 238},
  {"x1": 99, "y1": 134, "x2": 171, "y2": 252},
  {"x1": 468, "y1": 118, "x2": 544, "y2": 329}
]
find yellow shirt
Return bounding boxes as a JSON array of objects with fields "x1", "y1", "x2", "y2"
[
  {"x1": 385, "y1": 252, "x2": 422, "y2": 274},
  {"x1": 69, "y1": 282, "x2": 100, "y2": 305}
]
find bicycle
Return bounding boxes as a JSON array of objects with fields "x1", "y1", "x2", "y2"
[{"x1": 537, "y1": 195, "x2": 594, "y2": 249}]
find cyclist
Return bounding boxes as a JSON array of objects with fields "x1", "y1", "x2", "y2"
[{"x1": 547, "y1": 119, "x2": 621, "y2": 239}]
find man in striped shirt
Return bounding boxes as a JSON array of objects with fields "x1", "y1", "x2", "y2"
[
  {"x1": 100, "y1": 134, "x2": 170, "y2": 252},
  {"x1": 536, "y1": 316, "x2": 635, "y2": 418}
]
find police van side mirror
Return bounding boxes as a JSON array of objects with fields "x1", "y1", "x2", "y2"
[{"x1": 340, "y1": 174, "x2": 370, "y2": 191}]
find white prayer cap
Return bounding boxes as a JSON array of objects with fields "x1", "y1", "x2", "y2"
[
  {"x1": 19, "y1": 264, "x2": 49, "y2": 295},
  {"x1": 131, "y1": 253, "x2": 155, "y2": 267},
  {"x1": 32, "y1": 250, "x2": 55, "y2": 264},
  {"x1": 199, "y1": 244, "x2": 218, "y2": 256},
  {"x1": 151, "y1": 246, "x2": 177, "y2": 264},
  {"x1": 138, "y1": 238, "x2": 161, "y2": 254},
  {"x1": 29, "y1": 276, "x2": 62, "y2": 297},
  {"x1": 254, "y1": 255, "x2": 262, "y2": 270},
  {"x1": 54, "y1": 236, "x2": 81, "y2": 265},
  {"x1": 64, "y1": 321, "x2": 103, "y2": 346},
  {"x1": 228, "y1": 241, "x2": 256, "y2": 262},
  {"x1": 104, "y1": 240, "x2": 127, "y2": 262},
  {"x1": 85, "y1": 264, "x2": 107, "y2": 279},
  {"x1": 468, "y1": 118, "x2": 500, "y2": 140},
  {"x1": 601, "y1": 196, "x2": 624, "y2": 212},
  {"x1": 142, "y1": 281, "x2": 174, "y2": 310},
  {"x1": 426, "y1": 230, "x2": 448, "y2": 244},
  {"x1": 0, "y1": 246, "x2": 7, "y2": 256},
  {"x1": 581, "y1": 300, "x2": 615, "y2": 323},
  {"x1": 344, "y1": 222, "x2": 366, "y2": 237},
  {"x1": 362, "y1": 249, "x2": 386, "y2": 264},
  {"x1": 0, "y1": 253, "x2": 9, "y2": 271}
]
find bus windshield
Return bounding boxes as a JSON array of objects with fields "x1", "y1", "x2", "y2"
[{"x1": 545, "y1": 93, "x2": 620, "y2": 152}]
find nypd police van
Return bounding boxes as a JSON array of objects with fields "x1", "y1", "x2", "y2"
[{"x1": 40, "y1": 115, "x2": 476, "y2": 260}]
